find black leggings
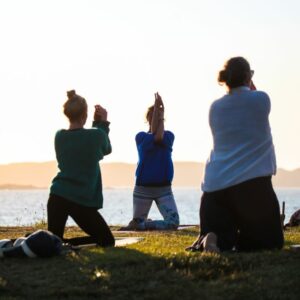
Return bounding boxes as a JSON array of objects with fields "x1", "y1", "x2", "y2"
[
  {"x1": 200, "y1": 176, "x2": 284, "y2": 252},
  {"x1": 47, "y1": 194, "x2": 115, "y2": 247}
]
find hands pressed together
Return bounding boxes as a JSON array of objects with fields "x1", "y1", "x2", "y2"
[
  {"x1": 94, "y1": 105, "x2": 108, "y2": 122},
  {"x1": 92, "y1": 91, "x2": 165, "y2": 126},
  {"x1": 151, "y1": 92, "x2": 165, "y2": 141},
  {"x1": 154, "y1": 92, "x2": 164, "y2": 121}
]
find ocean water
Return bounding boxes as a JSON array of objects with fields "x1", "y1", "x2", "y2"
[{"x1": 0, "y1": 188, "x2": 299, "y2": 226}]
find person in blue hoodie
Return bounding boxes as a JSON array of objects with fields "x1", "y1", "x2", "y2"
[{"x1": 121, "y1": 93, "x2": 179, "y2": 230}]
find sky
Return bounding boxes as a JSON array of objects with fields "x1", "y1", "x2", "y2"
[{"x1": 0, "y1": 0, "x2": 300, "y2": 170}]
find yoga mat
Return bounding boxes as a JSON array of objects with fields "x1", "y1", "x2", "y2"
[{"x1": 69, "y1": 237, "x2": 144, "y2": 250}]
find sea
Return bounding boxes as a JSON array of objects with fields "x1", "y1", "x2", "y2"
[{"x1": 0, "y1": 188, "x2": 300, "y2": 226}]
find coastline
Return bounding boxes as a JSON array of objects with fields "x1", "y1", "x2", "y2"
[{"x1": 1, "y1": 161, "x2": 300, "y2": 188}]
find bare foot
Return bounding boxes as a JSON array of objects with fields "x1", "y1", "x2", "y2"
[{"x1": 203, "y1": 232, "x2": 220, "y2": 253}]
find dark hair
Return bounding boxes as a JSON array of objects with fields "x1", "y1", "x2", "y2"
[
  {"x1": 218, "y1": 57, "x2": 251, "y2": 89},
  {"x1": 67, "y1": 90, "x2": 76, "y2": 100},
  {"x1": 63, "y1": 90, "x2": 87, "y2": 122}
]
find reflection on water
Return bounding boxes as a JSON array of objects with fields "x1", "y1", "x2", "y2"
[{"x1": 0, "y1": 188, "x2": 299, "y2": 226}]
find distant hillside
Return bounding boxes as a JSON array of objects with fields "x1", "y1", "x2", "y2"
[
  {"x1": 0, "y1": 162, "x2": 57, "y2": 188},
  {"x1": 0, "y1": 184, "x2": 42, "y2": 190},
  {"x1": 0, "y1": 161, "x2": 299, "y2": 188},
  {"x1": 273, "y1": 168, "x2": 300, "y2": 187},
  {"x1": 102, "y1": 161, "x2": 204, "y2": 187}
]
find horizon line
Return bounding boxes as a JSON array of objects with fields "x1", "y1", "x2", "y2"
[{"x1": 0, "y1": 160, "x2": 299, "y2": 172}]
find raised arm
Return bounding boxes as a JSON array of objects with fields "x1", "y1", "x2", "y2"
[
  {"x1": 94, "y1": 104, "x2": 108, "y2": 123},
  {"x1": 93, "y1": 104, "x2": 112, "y2": 156},
  {"x1": 151, "y1": 92, "x2": 165, "y2": 142}
]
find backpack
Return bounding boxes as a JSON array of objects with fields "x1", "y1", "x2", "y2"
[{"x1": 0, "y1": 230, "x2": 62, "y2": 258}]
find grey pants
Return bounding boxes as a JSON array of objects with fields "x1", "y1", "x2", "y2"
[{"x1": 133, "y1": 185, "x2": 180, "y2": 230}]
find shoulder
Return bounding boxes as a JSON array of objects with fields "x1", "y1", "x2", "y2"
[
  {"x1": 251, "y1": 90, "x2": 270, "y2": 101},
  {"x1": 252, "y1": 90, "x2": 269, "y2": 97},
  {"x1": 135, "y1": 131, "x2": 154, "y2": 145},
  {"x1": 54, "y1": 129, "x2": 66, "y2": 139},
  {"x1": 86, "y1": 127, "x2": 106, "y2": 137},
  {"x1": 164, "y1": 130, "x2": 175, "y2": 140},
  {"x1": 209, "y1": 95, "x2": 229, "y2": 114},
  {"x1": 135, "y1": 131, "x2": 148, "y2": 139},
  {"x1": 211, "y1": 93, "x2": 230, "y2": 107},
  {"x1": 135, "y1": 131, "x2": 152, "y2": 139},
  {"x1": 249, "y1": 90, "x2": 271, "y2": 111},
  {"x1": 162, "y1": 130, "x2": 175, "y2": 147},
  {"x1": 55, "y1": 129, "x2": 66, "y2": 134}
]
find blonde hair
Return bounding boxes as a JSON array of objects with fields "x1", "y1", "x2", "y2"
[
  {"x1": 146, "y1": 105, "x2": 154, "y2": 123},
  {"x1": 63, "y1": 90, "x2": 87, "y2": 122}
]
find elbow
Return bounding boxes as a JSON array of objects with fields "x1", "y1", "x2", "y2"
[
  {"x1": 104, "y1": 147, "x2": 112, "y2": 156},
  {"x1": 101, "y1": 145, "x2": 112, "y2": 157},
  {"x1": 154, "y1": 134, "x2": 164, "y2": 143},
  {"x1": 154, "y1": 137, "x2": 163, "y2": 143}
]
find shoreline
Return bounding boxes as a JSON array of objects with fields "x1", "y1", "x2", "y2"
[{"x1": 2, "y1": 186, "x2": 300, "y2": 190}]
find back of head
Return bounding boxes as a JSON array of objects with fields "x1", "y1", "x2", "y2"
[
  {"x1": 218, "y1": 57, "x2": 251, "y2": 89},
  {"x1": 63, "y1": 90, "x2": 87, "y2": 122}
]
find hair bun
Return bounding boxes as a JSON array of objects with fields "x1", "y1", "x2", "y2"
[
  {"x1": 67, "y1": 90, "x2": 76, "y2": 100},
  {"x1": 218, "y1": 70, "x2": 228, "y2": 83}
]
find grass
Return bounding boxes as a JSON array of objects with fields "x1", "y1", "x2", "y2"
[{"x1": 1, "y1": 226, "x2": 300, "y2": 300}]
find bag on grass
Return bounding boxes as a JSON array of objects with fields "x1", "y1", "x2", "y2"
[{"x1": 0, "y1": 229, "x2": 62, "y2": 258}]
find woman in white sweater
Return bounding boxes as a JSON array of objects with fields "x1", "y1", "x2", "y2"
[{"x1": 189, "y1": 57, "x2": 283, "y2": 252}]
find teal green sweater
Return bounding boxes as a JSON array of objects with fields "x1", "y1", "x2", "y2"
[{"x1": 50, "y1": 121, "x2": 111, "y2": 208}]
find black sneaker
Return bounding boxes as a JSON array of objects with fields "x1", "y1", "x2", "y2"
[{"x1": 119, "y1": 218, "x2": 145, "y2": 231}]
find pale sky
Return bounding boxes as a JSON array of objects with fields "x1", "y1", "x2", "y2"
[{"x1": 0, "y1": 0, "x2": 300, "y2": 170}]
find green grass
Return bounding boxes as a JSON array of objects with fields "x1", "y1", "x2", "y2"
[{"x1": 1, "y1": 226, "x2": 300, "y2": 300}]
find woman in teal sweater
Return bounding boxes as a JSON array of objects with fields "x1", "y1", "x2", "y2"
[{"x1": 47, "y1": 90, "x2": 115, "y2": 247}]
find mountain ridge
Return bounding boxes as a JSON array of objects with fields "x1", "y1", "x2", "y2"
[{"x1": 0, "y1": 161, "x2": 299, "y2": 188}]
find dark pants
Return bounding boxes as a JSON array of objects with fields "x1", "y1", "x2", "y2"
[
  {"x1": 200, "y1": 176, "x2": 284, "y2": 251},
  {"x1": 47, "y1": 194, "x2": 115, "y2": 247}
]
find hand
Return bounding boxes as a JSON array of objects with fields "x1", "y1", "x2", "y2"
[
  {"x1": 155, "y1": 92, "x2": 164, "y2": 108},
  {"x1": 156, "y1": 92, "x2": 164, "y2": 120},
  {"x1": 94, "y1": 105, "x2": 108, "y2": 122},
  {"x1": 250, "y1": 80, "x2": 256, "y2": 90},
  {"x1": 154, "y1": 92, "x2": 164, "y2": 118}
]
